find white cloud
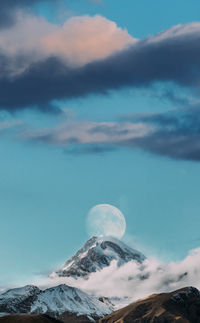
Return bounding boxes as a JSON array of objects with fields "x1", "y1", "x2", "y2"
[
  {"x1": 42, "y1": 15, "x2": 135, "y2": 67},
  {"x1": 148, "y1": 22, "x2": 200, "y2": 44},
  {"x1": 33, "y1": 247, "x2": 200, "y2": 305}
]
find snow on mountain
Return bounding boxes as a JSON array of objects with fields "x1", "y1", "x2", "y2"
[
  {"x1": 0, "y1": 237, "x2": 145, "y2": 320},
  {"x1": 0, "y1": 285, "x2": 41, "y2": 313},
  {"x1": 50, "y1": 236, "x2": 145, "y2": 279},
  {"x1": 0, "y1": 285, "x2": 40, "y2": 299},
  {"x1": 31, "y1": 284, "x2": 113, "y2": 319},
  {"x1": 0, "y1": 284, "x2": 114, "y2": 321}
]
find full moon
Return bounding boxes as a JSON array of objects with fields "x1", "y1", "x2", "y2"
[{"x1": 86, "y1": 204, "x2": 126, "y2": 239}]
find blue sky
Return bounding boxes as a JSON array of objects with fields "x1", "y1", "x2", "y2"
[
  {"x1": 68, "y1": 0, "x2": 200, "y2": 35},
  {"x1": 1, "y1": 0, "x2": 200, "y2": 286}
]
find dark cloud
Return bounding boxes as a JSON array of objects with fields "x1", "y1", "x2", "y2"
[
  {"x1": 89, "y1": 109, "x2": 200, "y2": 161},
  {"x1": 133, "y1": 132, "x2": 200, "y2": 161},
  {"x1": 1, "y1": 24, "x2": 200, "y2": 111},
  {"x1": 100, "y1": 107, "x2": 200, "y2": 161},
  {"x1": 120, "y1": 107, "x2": 200, "y2": 161},
  {"x1": 160, "y1": 89, "x2": 190, "y2": 107}
]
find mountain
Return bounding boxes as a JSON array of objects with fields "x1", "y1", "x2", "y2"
[
  {"x1": 0, "y1": 236, "x2": 146, "y2": 321},
  {"x1": 0, "y1": 285, "x2": 41, "y2": 314},
  {"x1": 3, "y1": 287, "x2": 200, "y2": 323},
  {"x1": 50, "y1": 236, "x2": 145, "y2": 279},
  {"x1": 30, "y1": 284, "x2": 113, "y2": 319},
  {"x1": 0, "y1": 284, "x2": 113, "y2": 322},
  {"x1": 98, "y1": 286, "x2": 200, "y2": 323}
]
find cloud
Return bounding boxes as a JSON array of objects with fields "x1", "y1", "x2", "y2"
[
  {"x1": 21, "y1": 120, "x2": 150, "y2": 146},
  {"x1": 33, "y1": 247, "x2": 200, "y2": 305},
  {"x1": 0, "y1": 13, "x2": 134, "y2": 77},
  {"x1": 0, "y1": 119, "x2": 23, "y2": 134},
  {"x1": 18, "y1": 106, "x2": 200, "y2": 161},
  {"x1": 0, "y1": 21, "x2": 200, "y2": 110},
  {"x1": 0, "y1": 0, "x2": 55, "y2": 29},
  {"x1": 156, "y1": 89, "x2": 191, "y2": 107},
  {"x1": 122, "y1": 106, "x2": 200, "y2": 161},
  {"x1": 76, "y1": 247, "x2": 200, "y2": 301},
  {"x1": 0, "y1": 12, "x2": 57, "y2": 76},
  {"x1": 41, "y1": 15, "x2": 134, "y2": 67}
]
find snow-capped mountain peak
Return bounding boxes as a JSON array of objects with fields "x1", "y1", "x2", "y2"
[
  {"x1": 0, "y1": 284, "x2": 113, "y2": 321},
  {"x1": 0, "y1": 285, "x2": 41, "y2": 314},
  {"x1": 50, "y1": 235, "x2": 145, "y2": 279},
  {"x1": 0, "y1": 285, "x2": 40, "y2": 299},
  {"x1": 31, "y1": 284, "x2": 113, "y2": 318}
]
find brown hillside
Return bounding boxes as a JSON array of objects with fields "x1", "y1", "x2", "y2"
[{"x1": 98, "y1": 287, "x2": 200, "y2": 323}]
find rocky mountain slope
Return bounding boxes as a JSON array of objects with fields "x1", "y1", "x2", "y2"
[
  {"x1": 50, "y1": 236, "x2": 145, "y2": 278},
  {"x1": 98, "y1": 286, "x2": 200, "y2": 323},
  {"x1": 0, "y1": 284, "x2": 113, "y2": 321},
  {"x1": 0, "y1": 285, "x2": 41, "y2": 314}
]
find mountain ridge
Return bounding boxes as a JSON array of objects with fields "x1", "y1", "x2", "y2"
[
  {"x1": 50, "y1": 236, "x2": 145, "y2": 279},
  {"x1": 98, "y1": 286, "x2": 200, "y2": 323},
  {"x1": 2, "y1": 287, "x2": 200, "y2": 322},
  {"x1": 0, "y1": 284, "x2": 113, "y2": 321}
]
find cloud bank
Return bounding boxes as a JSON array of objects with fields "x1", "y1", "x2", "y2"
[
  {"x1": 35, "y1": 247, "x2": 200, "y2": 304},
  {"x1": 0, "y1": 19, "x2": 200, "y2": 110}
]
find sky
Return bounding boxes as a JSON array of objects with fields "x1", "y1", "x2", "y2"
[{"x1": 1, "y1": 0, "x2": 200, "y2": 287}]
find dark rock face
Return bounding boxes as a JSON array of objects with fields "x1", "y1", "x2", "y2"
[
  {"x1": 167, "y1": 287, "x2": 200, "y2": 322},
  {"x1": 50, "y1": 236, "x2": 145, "y2": 278},
  {"x1": 0, "y1": 286, "x2": 41, "y2": 314},
  {"x1": 98, "y1": 286, "x2": 200, "y2": 323},
  {"x1": 100, "y1": 241, "x2": 143, "y2": 263}
]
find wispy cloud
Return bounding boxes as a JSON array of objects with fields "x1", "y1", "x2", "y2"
[
  {"x1": 17, "y1": 105, "x2": 200, "y2": 161},
  {"x1": 0, "y1": 119, "x2": 23, "y2": 136},
  {"x1": 20, "y1": 119, "x2": 152, "y2": 149}
]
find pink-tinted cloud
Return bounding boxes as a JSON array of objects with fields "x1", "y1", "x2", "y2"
[
  {"x1": 0, "y1": 12, "x2": 135, "y2": 75},
  {"x1": 20, "y1": 120, "x2": 152, "y2": 146},
  {"x1": 42, "y1": 15, "x2": 135, "y2": 66}
]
